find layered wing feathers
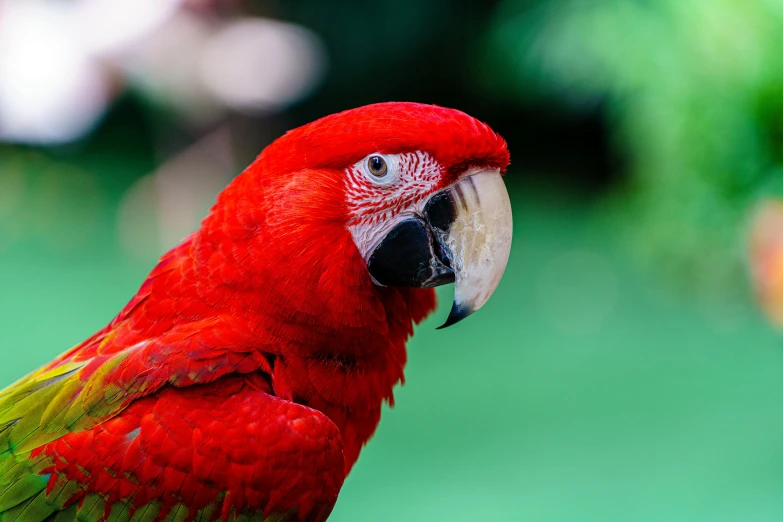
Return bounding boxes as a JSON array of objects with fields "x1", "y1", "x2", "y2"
[{"x1": 0, "y1": 316, "x2": 286, "y2": 522}]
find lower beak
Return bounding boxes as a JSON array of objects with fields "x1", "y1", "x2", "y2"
[{"x1": 367, "y1": 170, "x2": 513, "y2": 328}]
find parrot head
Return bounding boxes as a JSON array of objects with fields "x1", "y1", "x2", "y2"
[{"x1": 219, "y1": 102, "x2": 513, "y2": 329}]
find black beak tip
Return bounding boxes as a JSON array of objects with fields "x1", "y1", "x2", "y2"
[{"x1": 436, "y1": 302, "x2": 474, "y2": 329}]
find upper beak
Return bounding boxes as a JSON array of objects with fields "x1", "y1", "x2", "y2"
[{"x1": 367, "y1": 170, "x2": 513, "y2": 328}]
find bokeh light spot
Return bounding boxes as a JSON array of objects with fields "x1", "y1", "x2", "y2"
[
  {"x1": 199, "y1": 18, "x2": 327, "y2": 112},
  {"x1": 0, "y1": 0, "x2": 109, "y2": 144}
]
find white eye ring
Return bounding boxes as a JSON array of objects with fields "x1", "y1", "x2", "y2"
[{"x1": 359, "y1": 153, "x2": 397, "y2": 186}]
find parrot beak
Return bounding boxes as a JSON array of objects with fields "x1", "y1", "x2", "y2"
[{"x1": 367, "y1": 170, "x2": 513, "y2": 328}]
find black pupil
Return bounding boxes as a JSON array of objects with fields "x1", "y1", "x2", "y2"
[{"x1": 370, "y1": 157, "x2": 385, "y2": 175}]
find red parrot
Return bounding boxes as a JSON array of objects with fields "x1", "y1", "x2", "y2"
[{"x1": 0, "y1": 103, "x2": 512, "y2": 521}]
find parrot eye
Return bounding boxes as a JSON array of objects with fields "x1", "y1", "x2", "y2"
[
  {"x1": 367, "y1": 156, "x2": 388, "y2": 177},
  {"x1": 355, "y1": 153, "x2": 397, "y2": 186}
]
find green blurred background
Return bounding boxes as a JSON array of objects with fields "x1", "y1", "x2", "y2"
[{"x1": 2, "y1": 0, "x2": 783, "y2": 520}]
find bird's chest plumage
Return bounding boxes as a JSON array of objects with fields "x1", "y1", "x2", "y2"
[{"x1": 272, "y1": 338, "x2": 408, "y2": 474}]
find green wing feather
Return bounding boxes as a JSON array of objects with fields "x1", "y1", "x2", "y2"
[{"x1": 0, "y1": 350, "x2": 136, "y2": 522}]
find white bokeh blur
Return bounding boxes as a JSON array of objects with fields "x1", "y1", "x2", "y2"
[
  {"x1": 0, "y1": 0, "x2": 110, "y2": 144},
  {"x1": 0, "y1": 0, "x2": 327, "y2": 144}
]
